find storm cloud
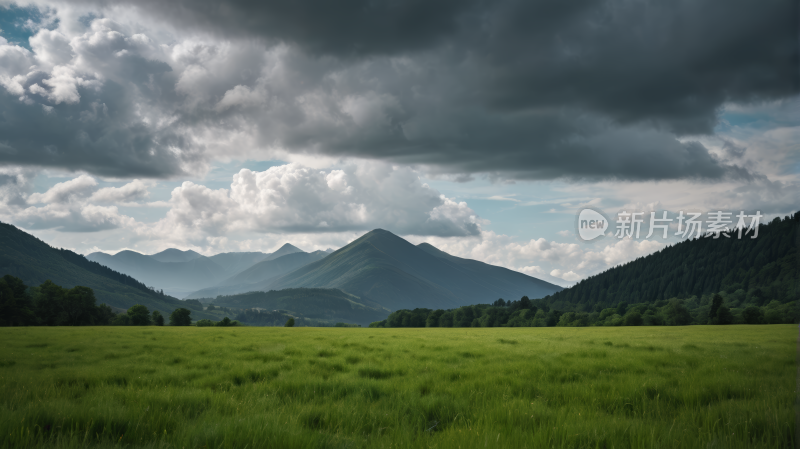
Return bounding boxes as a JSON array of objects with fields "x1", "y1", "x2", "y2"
[{"x1": 0, "y1": 0, "x2": 796, "y2": 180}]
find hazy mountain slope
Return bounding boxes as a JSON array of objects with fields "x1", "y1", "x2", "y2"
[
  {"x1": 225, "y1": 251, "x2": 329, "y2": 286},
  {"x1": 0, "y1": 222, "x2": 202, "y2": 314},
  {"x1": 266, "y1": 238, "x2": 457, "y2": 310},
  {"x1": 542, "y1": 212, "x2": 799, "y2": 310},
  {"x1": 86, "y1": 243, "x2": 305, "y2": 298},
  {"x1": 267, "y1": 229, "x2": 562, "y2": 310},
  {"x1": 415, "y1": 242, "x2": 561, "y2": 300},
  {"x1": 85, "y1": 251, "x2": 226, "y2": 298},
  {"x1": 185, "y1": 250, "x2": 329, "y2": 299},
  {"x1": 150, "y1": 248, "x2": 203, "y2": 263},
  {"x1": 207, "y1": 251, "x2": 269, "y2": 276},
  {"x1": 213, "y1": 288, "x2": 390, "y2": 325}
]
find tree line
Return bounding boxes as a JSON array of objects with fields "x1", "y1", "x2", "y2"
[
  {"x1": 370, "y1": 292, "x2": 797, "y2": 328},
  {"x1": 0, "y1": 275, "x2": 194, "y2": 326}
]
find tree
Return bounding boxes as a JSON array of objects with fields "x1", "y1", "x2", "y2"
[
  {"x1": 716, "y1": 306, "x2": 733, "y2": 325},
  {"x1": 531, "y1": 309, "x2": 548, "y2": 327},
  {"x1": 454, "y1": 306, "x2": 475, "y2": 327},
  {"x1": 95, "y1": 304, "x2": 116, "y2": 325},
  {"x1": 616, "y1": 302, "x2": 628, "y2": 316},
  {"x1": 127, "y1": 304, "x2": 152, "y2": 325},
  {"x1": 112, "y1": 314, "x2": 131, "y2": 325},
  {"x1": 741, "y1": 306, "x2": 762, "y2": 324},
  {"x1": 708, "y1": 294, "x2": 723, "y2": 322},
  {"x1": 0, "y1": 275, "x2": 35, "y2": 326},
  {"x1": 546, "y1": 310, "x2": 562, "y2": 327},
  {"x1": 169, "y1": 308, "x2": 192, "y2": 326},
  {"x1": 426, "y1": 309, "x2": 445, "y2": 327},
  {"x1": 663, "y1": 299, "x2": 692, "y2": 326},
  {"x1": 438, "y1": 311, "x2": 454, "y2": 327},
  {"x1": 216, "y1": 317, "x2": 237, "y2": 327},
  {"x1": 35, "y1": 280, "x2": 67, "y2": 325},
  {"x1": 64, "y1": 286, "x2": 100, "y2": 326},
  {"x1": 152, "y1": 310, "x2": 165, "y2": 326},
  {"x1": 284, "y1": 317, "x2": 295, "y2": 327},
  {"x1": 624, "y1": 311, "x2": 643, "y2": 326},
  {"x1": 519, "y1": 296, "x2": 532, "y2": 310}
]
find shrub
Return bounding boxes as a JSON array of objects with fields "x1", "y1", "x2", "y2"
[
  {"x1": 285, "y1": 318, "x2": 295, "y2": 327},
  {"x1": 742, "y1": 306, "x2": 763, "y2": 324},
  {"x1": 127, "y1": 305, "x2": 151, "y2": 326},
  {"x1": 169, "y1": 308, "x2": 192, "y2": 326},
  {"x1": 195, "y1": 319, "x2": 215, "y2": 327},
  {"x1": 216, "y1": 317, "x2": 239, "y2": 327},
  {"x1": 152, "y1": 310, "x2": 165, "y2": 326},
  {"x1": 624, "y1": 311, "x2": 643, "y2": 326},
  {"x1": 111, "y1": 314, "x2": 131, "y2": 326}
]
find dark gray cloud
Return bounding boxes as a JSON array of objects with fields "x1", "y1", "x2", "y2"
[
  {"x1": 0, "y1": 82, "x2": 193, "y2": 177},
  {"x1": 89, "y1": 0, "x2": 474, "y2": 57},
  {"x1": 0, "y1": 0, "x2": 796, "y2": 181},
  {"x1": 99, "y1": 0, "x2": 796, "y2": 132}
]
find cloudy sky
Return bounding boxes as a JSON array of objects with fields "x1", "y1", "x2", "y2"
[{"x1": 0, "y1": 0, "x2": 797, "y2": 287}]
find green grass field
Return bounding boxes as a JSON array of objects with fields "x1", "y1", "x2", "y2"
[{"x1": 0, "y1": 325, "x2": 795, "y2": 448}]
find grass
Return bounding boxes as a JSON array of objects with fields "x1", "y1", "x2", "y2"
[{"x1": 0, "y1": 325, "x2": 795, "y2": 448}]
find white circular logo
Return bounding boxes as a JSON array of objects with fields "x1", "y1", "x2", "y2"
[{"x1": 577, "y1": 209, "x2": 609, "y2": 241}]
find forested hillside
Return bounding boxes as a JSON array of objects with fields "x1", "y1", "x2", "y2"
[
  {"x1": 0, "y1": 222, "x2": 202, "y2": 314},
  {"x1": 545, "y1": 212, "x2": 798, "y2": 310}
]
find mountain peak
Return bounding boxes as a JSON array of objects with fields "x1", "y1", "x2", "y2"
[
  {"x1": 266, "y1": 243, "x2": 304, "y2": 260},
  {"x1": 150, "y1": 248, "x2": 203, "y2": 263}
]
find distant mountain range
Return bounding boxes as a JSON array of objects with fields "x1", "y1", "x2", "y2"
[
  {"x1": 0, "y1": 221, "x2": 561, "y2": 321},
  {"x1": 87, "y1": 228, "x2": 561, "y2": 311},
  {"x1": 86, "y1": 243, "x2": 306, "y2": 298},
  {"x1": 184, "y1": 250, "x2": 331, "y2": 299}
]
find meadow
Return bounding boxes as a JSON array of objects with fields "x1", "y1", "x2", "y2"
[{"x1": 0, "y1": 325, "x2": 795, "y2": 448}]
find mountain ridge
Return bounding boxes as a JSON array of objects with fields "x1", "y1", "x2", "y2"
[
  {"x1": 86, "y1": 243, "x2": 306, "y2": 298},
  {"x1": 185, "y1": 250, "x2": 330, "y2": 299}
]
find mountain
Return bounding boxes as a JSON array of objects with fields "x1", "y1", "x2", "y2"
[
  {"x1": 541, "y1": 212, "x2": 799, "y2": 310},
  {"x1": 87, "y1": 243, "x2": 306, "y2": 298},
  {"x1": 85, "y1": 251, "x2": 227, "y2": 298},
  {"x1": 185, "y1": 250, "x2": 330, "y2": 299},
  {"x1": 214, "y1": 288, "x2": 390, "y2": 326},
  {"x1": 150, "y1": 248, "x2": 203, "y2": 263},
  {"x1": 207, "y1": 252, "x2": 270, "y2": 275},
  {"x1": 266, "y1": 229, "x2": 563, "y2": 311},
  {"x1": 0, "y1": 222, "x2": 204, "y2": 315},
  {"x1": 263, "y1": 243, "x2": 304, "y2": 261}
]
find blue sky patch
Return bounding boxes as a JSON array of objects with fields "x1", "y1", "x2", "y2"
[{"x1": 0, "y1": 4, "x2": 58, "y2": 50}]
